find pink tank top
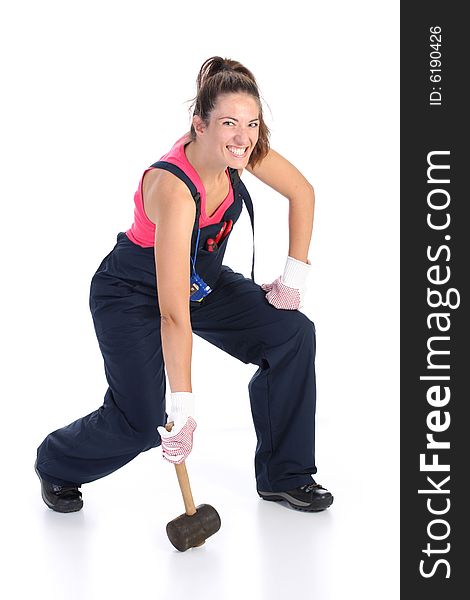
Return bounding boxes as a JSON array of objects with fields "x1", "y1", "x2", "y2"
[{"x1": 125, "y1": 132, "x2": 235, "y2": 248}]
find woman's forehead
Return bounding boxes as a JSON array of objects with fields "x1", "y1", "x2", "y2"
[{"x1": 213, "y1": 93, "x2": 259, "y2": 116}]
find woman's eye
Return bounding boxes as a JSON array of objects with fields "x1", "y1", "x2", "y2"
[{"x1": 223, "y1": 121, "x2": 259, "y2": 127}]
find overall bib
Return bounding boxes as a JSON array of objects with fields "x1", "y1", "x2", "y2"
[{"x1": 36, "y1": 163, "x2": 318, "y2": 493}]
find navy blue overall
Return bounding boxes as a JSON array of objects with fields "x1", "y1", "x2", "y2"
[{"x1": 36, "y1": 162, "x2": 318, "y2": 493}]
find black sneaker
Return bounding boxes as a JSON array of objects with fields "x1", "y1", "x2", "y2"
[
  {"x1": 34, "y1": 459, "x2": 83, "y2": 513},
  {"x1": 258, "y1": 481, "x2": 334, "y2": 512}
]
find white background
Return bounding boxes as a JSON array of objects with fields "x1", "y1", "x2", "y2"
[{"x1": 1, "y1": 1, "x2": 399, "y2": 599}]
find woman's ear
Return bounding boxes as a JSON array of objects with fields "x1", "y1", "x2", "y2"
[{"x1": 192, "y1": 114, "x2": 206, "y2": 137}]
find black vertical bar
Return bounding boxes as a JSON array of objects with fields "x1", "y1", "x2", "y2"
[{"x1": 401, "y1": 2, "x2": 467, "y2": 597}]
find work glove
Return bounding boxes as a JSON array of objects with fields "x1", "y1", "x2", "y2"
[
  {"x1": 261, "y1": 256, "x2": 311, "y2": 310},
  {"x1": 157, "y1": 392, "x2": 197, "y2": 464}
]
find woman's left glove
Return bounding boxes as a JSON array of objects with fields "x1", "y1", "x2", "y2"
[
  {"x1": 157, "y1": 392, "x2": 197, "y2": 464},
  {"x1": 261, "y1": 256, "x2": 311, "y2": 310}
]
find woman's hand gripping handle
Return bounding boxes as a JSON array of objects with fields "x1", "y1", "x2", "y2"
[{"x1": 157, "y1": 392, "x2": 197, "y2": 464}]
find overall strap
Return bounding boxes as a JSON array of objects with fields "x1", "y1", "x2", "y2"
[
  {"x1": 149, "y1": 160, "x2": 202, "y2": 259},
  {"x1": 228, "y1": 168, "x2": 256, "y2": 283}
]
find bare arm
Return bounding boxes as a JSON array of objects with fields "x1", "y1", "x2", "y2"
[
  {"x1": 145, "y1": 170, "x2": 196, "y2": 393},
  {"x1": 242, "y1": 148, "x2": 315, "y2": 263}
]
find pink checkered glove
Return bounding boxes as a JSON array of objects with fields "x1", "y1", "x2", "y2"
[
  {"x1": 157, "y1": 392, "x2": 197, "y2": 464},
  {"x1": 261, "y1": 256, "x2": 311, "y2": 310}
]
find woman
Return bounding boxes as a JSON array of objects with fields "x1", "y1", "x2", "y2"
[{"x1": 35, "y1": 56, "x2": 333, "y2": 514}]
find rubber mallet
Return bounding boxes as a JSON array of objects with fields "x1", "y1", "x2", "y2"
[{"x1": 165, "y1": 424, "x2": 221, "y2": 552}]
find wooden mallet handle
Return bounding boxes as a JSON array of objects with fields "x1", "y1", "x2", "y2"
[{"x1": 165, "y1": 422, "x2": 197, "y2": 517}]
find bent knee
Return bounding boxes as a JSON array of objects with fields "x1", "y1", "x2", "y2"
[{"x1": 283, "y1": 310, "x2": 316, "y2": 338}]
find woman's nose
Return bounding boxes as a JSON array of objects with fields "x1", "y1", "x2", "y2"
[{"x1": 232, "y1": 129, "x2": 251, "y2": 144}]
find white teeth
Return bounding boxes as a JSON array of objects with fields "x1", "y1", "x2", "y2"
[{"x1": 227, "y1": 146, "x2": 247, "y2": 156}]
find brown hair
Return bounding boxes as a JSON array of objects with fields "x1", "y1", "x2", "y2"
[{"x1": 187, "y1": 56, "x2": 270, "y2": 170}]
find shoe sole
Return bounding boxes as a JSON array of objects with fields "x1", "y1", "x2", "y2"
[
  {"x1": 34, "y1": 460, "x2": 83, "y2": 513},
  {"x1": 258, "y1": 491, "x2": 334, "y2": 512}
]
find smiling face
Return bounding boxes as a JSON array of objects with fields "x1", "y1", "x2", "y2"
[{"x1": 193, "y1": 92, "x2": 260, "y2": 169}]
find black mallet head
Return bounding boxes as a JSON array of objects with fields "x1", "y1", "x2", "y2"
[{"x1": 166, "y1": 503, "x2": 221, "y2": 552}]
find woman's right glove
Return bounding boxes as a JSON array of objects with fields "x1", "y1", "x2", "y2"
[{"x1": 157, "y1": 392, "x2": 197, "y2": 464}]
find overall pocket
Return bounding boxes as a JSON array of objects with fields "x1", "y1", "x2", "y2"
[{"x1": 190, "y1": 225, "x2": 232, "y2": 300}]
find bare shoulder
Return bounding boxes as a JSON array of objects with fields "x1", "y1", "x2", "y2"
[
  {"x1": 143, "y1": 167, "x2": 195, "y2": 225},
  {"x1": 143, "y1": 167, "x2": 191, "y2": 200}
]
